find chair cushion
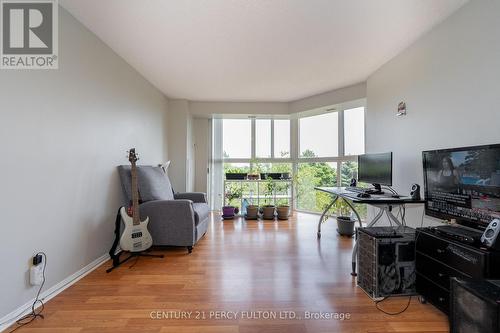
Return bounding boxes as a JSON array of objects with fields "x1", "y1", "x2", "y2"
[
  {"x1": 192, "y1": 203, "x2": 210, "y2": 225},
  {"x1": 118, "y1": 165, "x2": 174, "y2": 202}
]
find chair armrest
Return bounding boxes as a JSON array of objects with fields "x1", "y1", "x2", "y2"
[
  {"x1": 174, "y1": 192, "x2": 207, "y2": 203},
  {"x1": 140, "y1": 199, "x2": 195, "y2": 223},
  {"x1": 140, "y1": 200, "x2": 196, "y2": 245}
]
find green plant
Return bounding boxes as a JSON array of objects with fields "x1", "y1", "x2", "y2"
[
  {"x1": 276, "y1": 198, "x2": 289, "y2": 206},
  {"x1": 262, "y1": 177, "x2": 276, "y2": 206},
  {"x1": 274, "y1": 179, "x2": 292, "y2": 207},
  {"x1": 333, "y1": 199, "x2": 352, "y2": 218},
  {"x1": 319, "y1": 198, "x2": 352, "y2": 223},
  {"x1": 249, "y1": 158, "x2": 263, "y2": 175},
  {"x1": 225, "y1": 184, "x2": 243, "y2": 204}
]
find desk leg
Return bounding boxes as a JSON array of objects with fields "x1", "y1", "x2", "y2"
[
  {"x1": 366, "y1": 209, "x2": 385, "y2": 228},
  {"x1": 386, "y1": 209, "x2": 403, "y2": 227},
  {"x1": 341, "y1": 198, "x2": 363, "y2": 228},
  {"x1": 317, "y1": 196, "x2": 339, "y2": 239},
  {"x1": 351, "y1": 208, "x2": 385, "y2": 276}
]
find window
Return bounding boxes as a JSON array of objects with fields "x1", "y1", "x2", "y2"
[
  {"x1": 213, "y1": 102, "x2": 365, "y2": 216},
  {"x1": 296, "y1": 107, "x2": 364, "y2": 215},
  {"x1": 223, "y1": 163, "x2": 250, "y2": 174},
  {"x1": 222, "y1": 119, "x2": 251, "y2": 158},
  {"x1": 255, "y1": 119, "x2": 271, "y2": 158},
  {"x1": 296, "y1": 162, "x2": 337, "y2": 211},
  {"x1": 274, "y1": 119, "x2": 290, "y2": 158},
  {"x1": 299, "y1": 113, "x2": 339, "y2": 158},
  {"x1": 340, "y1": 161, "x2": 367, "y2": 220},
  {"x1": 344, "y1": 107, "x2": 365, "y2": 156},
  {"x1": 222, "y1": 118, "x2": 290, "y2": 160}
]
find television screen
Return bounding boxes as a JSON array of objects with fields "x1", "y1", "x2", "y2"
[
  {"x1": 423, "y1": 144, "x2": 500, "y2": 230},
  {"x1": 358, "y1": 152, "x2": 392, "y2": 186}
]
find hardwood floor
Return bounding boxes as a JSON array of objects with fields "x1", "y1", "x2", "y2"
[{"x1": 8, "y1": 213, "x2": 448, "y2": 333}]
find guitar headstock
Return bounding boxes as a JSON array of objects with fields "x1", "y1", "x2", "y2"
[{"x1": 127, "y1": 148, "x2": 139, "y2": 164}]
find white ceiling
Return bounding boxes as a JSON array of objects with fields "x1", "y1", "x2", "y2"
[{"x1": 60, "y1": 0, "x2": 467, "y2": 102}]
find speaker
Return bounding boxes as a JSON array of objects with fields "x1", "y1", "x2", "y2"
[
  {"x1": 450, "y1": 277, "x2": 500, "y2": 333},
  {"x1": 350, "y1": 178, "x2": 357, "y2": 187},
  {"x1": 481, "y1": 219, "x2": 500, "y2": 250},
  {"x1": 410, "y1": 184, "x2": 421, "y2": 200}
]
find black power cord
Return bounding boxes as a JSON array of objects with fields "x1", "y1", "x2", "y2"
[
  {"x1": 375, "y1": 296, "x2": 412, "y2": 315},
  {"x1": 8, "y1": 252, "x2": 47, "y2": 332}
]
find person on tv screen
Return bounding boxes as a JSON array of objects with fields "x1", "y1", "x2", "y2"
[{"x1": 437, "y1": 157, "x2": 460, "y2": 192}]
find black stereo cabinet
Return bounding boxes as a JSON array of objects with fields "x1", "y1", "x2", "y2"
[{"x1": 415, "y1": 227, "x2": 500, "y2": 314}]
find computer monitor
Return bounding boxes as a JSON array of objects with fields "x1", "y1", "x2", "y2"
[
  {"x1": 423, "y1": 143, "x2": 500, "y2": 230},
  {"x1": 358, "y1": 152, "x2": 393, "y2": 191}
]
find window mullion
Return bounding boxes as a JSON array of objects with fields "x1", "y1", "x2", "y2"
[
  {"x1": 270, "y1": 119, "x2": 275, "y2": 158},
  {"x1": 338, "y1": 109, "x2": 345, "y2": 158},
  {"x1": 251, "y1": 118, "x2": 256, "y2": 160},
  {"x1": 337, "y1": 161, "x2": 341, "y2": 186}
]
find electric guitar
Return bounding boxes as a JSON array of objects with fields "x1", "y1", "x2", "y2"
[{"x1": 119, "y1": 148, "x2": 153, "y2": 252}]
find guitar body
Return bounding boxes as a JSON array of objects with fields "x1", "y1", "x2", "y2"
[{"x1": 119, "y1": 207, "x2": 153, "y2": 252}]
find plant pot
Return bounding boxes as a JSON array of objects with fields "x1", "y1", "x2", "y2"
[
  {"x1": 261, "y1": 172, "x2": 289, "y2": 180},
  {"x1": 336, "y1": 216, "x2": 355, "y2": 236},
  {"x1": 262, "y1": 205, "x2": 276, "y2": 220},
  {"x1": 222, "y1": 206, "x2": 238, "y2": 218},
  {"x1": 225, "y1": 173, "x2": 246, "y2": 180},
  {"x1": 276, "y1": 205, "x2": 290, "y2": 220},
  {"x1": 247, "y1": 173, "x2": 260, "y2": 180},
  {"x1": 246, "y1": 205, "x2": 259, "y2": 219}
]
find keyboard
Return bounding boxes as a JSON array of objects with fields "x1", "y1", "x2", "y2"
[
  {"x1": 346, "y1": 187, "x2": 368, "y2": 194},
  {"x1": 346, "y1": 186, "x2": 385, "y2": 195}
]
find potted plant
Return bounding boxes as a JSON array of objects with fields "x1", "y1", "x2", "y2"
[
  {"x1": 225, "y1": 172, "x2": 247, "y2": 180},
  {"x1": 276, "y1": 181, "x2": 292, "y2": 220},
  {"x1": 279, "y1": 174, "x2": 298, "y2": 219},
  {"x1": 276, "y1": 200, "x2": 290, "y2": 220},
  {"x1": 247, "y1": 159, "x2": 262, "y2": 180},
  {"x1": 334, "y1": 199, "x2": 355, "y2": 236},
  {"x1": 245, "y1": 204, "x2": 259, "y2": 219},
  {"x1": 261, "y1": 178, "x2": 276, "y2": 220},
  {"x1": 223, "y1": 186, "x2": 243, "y2": 219}
]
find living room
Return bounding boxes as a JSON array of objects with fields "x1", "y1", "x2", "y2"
[{"x1": 1, "y1": 0, "x2": 499, "y2": 332}]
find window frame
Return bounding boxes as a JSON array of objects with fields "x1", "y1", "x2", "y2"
[
  {"x1": 219, "y1": 99, "x2": 366, "y2": 212},
  {"x1": 222, "y1": 117, "x2": 293, "y2": 164},
  {"x1": 293, "y1": 100, "x2": 365, "y2": 191}
]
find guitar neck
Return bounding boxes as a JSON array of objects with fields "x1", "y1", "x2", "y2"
[{"x1": 130, "y1": 161, "x2": 140, "y2": 225}]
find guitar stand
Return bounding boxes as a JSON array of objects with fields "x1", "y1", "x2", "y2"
[
  {"x1": 107, "y1": 207, "x2": 164, "y2": 273},
  {"x1": 106, "y1": 250, "x2": 164, "y2": 273}
]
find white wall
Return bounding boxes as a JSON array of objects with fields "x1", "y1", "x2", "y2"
[
  {"x1": 189, "y1": 101, "x2": 289, "y2": 118},
  {"x1": 0, "y1": 8, "x2": 168, "y2": 320},
  {"x1": 193, "y1": 118, "x2": 210, "y2": 194},
  {"x1": 289, "y1": 82, "x2": 366, "y2": 113},
  {"x1": 186, "y1": 113, "x2": 195, "y2": 192},
  {"x1": 167, "y1": 99, "x2": 190, "y2": 192},
  {"x1": 366, "y1": 0, "x2": 500, "y2": 226}
]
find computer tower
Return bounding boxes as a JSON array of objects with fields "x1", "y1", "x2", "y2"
[
  {"x1": 357, "y1": 226, "x2": 416, "y2": 300},
  {"x1": 450, "y1": 277, "x2": 500, "y2": 333}
]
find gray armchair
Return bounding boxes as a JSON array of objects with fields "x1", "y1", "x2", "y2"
[{"x1": 117, "y1": 165, "x2": 209, "y2": 253}]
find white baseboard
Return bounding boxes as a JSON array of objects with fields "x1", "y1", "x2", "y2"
[{"x1": 0, "y1": 253, "x2": 110, "y2": 333}]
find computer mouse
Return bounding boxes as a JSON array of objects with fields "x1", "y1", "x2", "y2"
[{"x1": 357, "y1": 193, "x2": 371, "y2": 198}]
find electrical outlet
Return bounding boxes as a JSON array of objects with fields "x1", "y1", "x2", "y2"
[{"x1": 30, "y1": 264, "x2": 43, "y2": 286}]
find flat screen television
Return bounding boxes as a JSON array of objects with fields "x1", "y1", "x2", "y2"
[
  {"x1": 358, "y1": 152, "x2": 393, "y2": 190},
  {"x1": 422, "y1": 144, "x2": 500, "y2": 230}
]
